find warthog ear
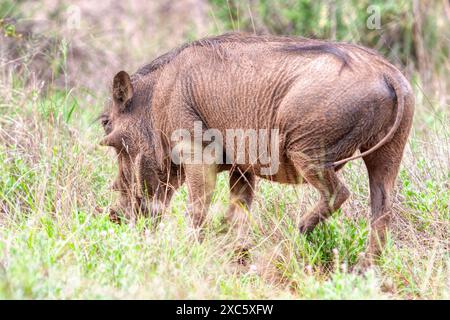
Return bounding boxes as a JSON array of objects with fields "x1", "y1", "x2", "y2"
[{"x1": 112, "y1": 71, "x2": 133, "y2": 111}]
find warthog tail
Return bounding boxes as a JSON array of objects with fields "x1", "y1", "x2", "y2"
[{"x1": 330, "y1": 72, "x2": 406, "y2": 167}]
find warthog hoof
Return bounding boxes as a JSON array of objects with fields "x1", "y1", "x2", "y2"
[
  {"x1": 109, "y1": 208, "x2": 122, "y2": 224},
  {"x1": 354, "y1": 253, "x2": 376, "y2": 274},
  {"x1": 298, "y1": 213, "x2": 321, "y2": 234}
]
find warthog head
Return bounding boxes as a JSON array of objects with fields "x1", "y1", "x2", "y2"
[{"x1": 99, "y1": 71, "x2": 181, "y2": 222}]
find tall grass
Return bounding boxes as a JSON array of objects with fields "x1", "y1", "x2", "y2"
[{"x1": 0, "y1": 0, "x2": 449, "y2": 299}]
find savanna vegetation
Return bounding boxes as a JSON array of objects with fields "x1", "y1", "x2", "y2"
[{"x1": 0, "y1": 0, "x2": 448, "y2": 299}]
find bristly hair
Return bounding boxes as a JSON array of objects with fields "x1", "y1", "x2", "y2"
[
  {"x1": 132, "y1": 32, "x2": 353, "y2": 78},
  {"x1": 279, "y1": 42, "x2": 352, "y2": 72}
]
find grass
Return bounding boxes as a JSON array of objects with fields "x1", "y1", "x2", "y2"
[{"x1": 0, "y1": 71, "x2": 448, "y2": 299}]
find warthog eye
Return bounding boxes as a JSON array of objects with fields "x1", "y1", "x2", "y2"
[
  {"x1": 100, "y1": 115, "x2": 112, "y2": 134},
  {"x1": 101, "y1": 118, "x2": 109, "y2": 127}
]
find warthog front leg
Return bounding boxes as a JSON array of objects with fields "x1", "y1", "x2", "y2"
[
  {"x1": 184, "y1": 163, "x2": 217, "y2": 234},
  {"x1": 226, "y1": 169, "x2": 255, "y2": 251}
]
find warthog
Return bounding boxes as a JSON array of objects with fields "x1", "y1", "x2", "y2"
[{"x1": 99, "y1": 32, "x2": 414, "y2": 266}]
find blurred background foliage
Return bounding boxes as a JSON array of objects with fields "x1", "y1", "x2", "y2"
[
  {"x1": 0, "y1": 0, "x2": 448, "y2": 93},
  {"x1": 209, "y1": 0, "x2": 449, "y2": 85}
]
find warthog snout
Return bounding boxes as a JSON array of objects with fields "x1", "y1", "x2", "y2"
[{"x1": 109, "y1": 197, "x2": 164, "y2": 224}]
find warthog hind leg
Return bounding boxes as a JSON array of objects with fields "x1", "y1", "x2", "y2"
[
  {"x1": 289, "y1": 152, "x2": 350, "y2": 233},
  {"x1": 360, "y1": 135, "x2": 411, "y2": 267}
]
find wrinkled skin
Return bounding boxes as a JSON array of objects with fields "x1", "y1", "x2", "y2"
[
  {"x1": 99, "y1": 33, "x2": 414, "y2": 266},
  {"x1": 100, "y1": 73, "x2": 184, "y2": 221}
]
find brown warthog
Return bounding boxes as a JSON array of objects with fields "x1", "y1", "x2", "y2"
[{"x1": 99, "y1": 32, "x2": 414, "y2": 266}]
